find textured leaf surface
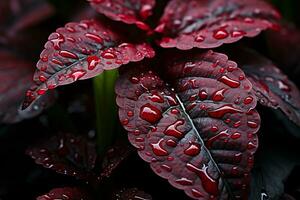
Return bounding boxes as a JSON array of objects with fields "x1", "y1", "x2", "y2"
[
  {"x1": 22, "y1": 19, "x2": 155, "y2": 110},
  {"x1": 112, "y1": 188, "x2": 152, "y2": 200},
  {"x1": 100, "y1": 141, "x2": 133, "y2": 180},
  {"x1": 27, "y1": 133, "x2": 97, "y2": 181},
  {"x1": 0, "y1": 50, "x2": 54, "y2": 124},
  {"x1": 36, "y1": 187, "x2": 90, "y2": 200},
  {"x1": 88, "y1": 0, "x2": 155, "y2": 31},
  {"x1": 116, "y1": 50, "x2": 260, "y2": 199},
  {"x1": 229, "y1": 48, "x2": 300, "y2": 126},
  {"x1": 155, "y1": 0, "x2": 280, "y2": 50}
]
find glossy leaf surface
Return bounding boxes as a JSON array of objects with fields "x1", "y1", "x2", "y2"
[
  {"x1": 27, "y1": 133, "x2": 97, "y2": 181},
  {"x1": 36, "y1": 187, "x2": 90, "y2": 200},
  {"x1": 156, "y1": 0, "x2": 280, "y2": 50},
  {"x1": 22, "y1": 19, "x2": 155, "y2": 110},
  {"x1": 116, "y1": 50, "x2": 260, "y2": 199},
  {"x1": 88, "y1": 0, "x2": 155, "y2": 31},
  {"x1": 0, "y1": 50, "x2": 54, "y2": 124},
  {"x1": 230, "y1": 48, "x2": 300, "y2": 126}
]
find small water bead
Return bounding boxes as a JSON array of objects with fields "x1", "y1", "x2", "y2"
[
  {"x1": 41, "y1": 56, "x2": 48, "y2": 62},
  {"x1": 161, "y1": 164, "x2": 172, "y2": 172},
  {"x1": 50, "y1": 33, "x2": 65, "y2": 50},
  {"x1": 211, "y1": 88, "x2": 226, "y2": 101},
  {"x1": 191, "y1": 189, "x2": 204, "y2": 198},
  {"x1": 231, "y1": 30, "x2": 246, "y2": 37},
  {"x1": 247, "y1": 142, "x2": 256, "y2": 150},
  {"x1": 175, "y1": 177, "x2": 193, "y2": 186},
  {"x1": 39, "y1": 75, "x2": 47, "y2": 82},
  {"x1": 219, "y1": 75, "x2": 240, "y2": 88},
  {"x1": 140, "y1": 104, "x2": 162, "y2": 123},
  {"x1": 101, "y1": 51, "x2": 117, "y2": 59},
  {"x1": 127, "y1": 111, "x2": 134, "y2": 117},
  {"x1": 234, "y1": 153, "x2": 242, "y2": 163},
  {"x1": 51, "y1": 58, "x2": 64, "y2": 66},
  {"x1": 164, "y1": 120, "x2": 185, "y2": 138},
  {"x1": 150, "y1": 139, "x2": 168, "y2": 156},
  {"x1": 208, "y1": 105, "x2": 242, "y2": 118},
  {"x1": 121, "y1": 119, "x2": 129, "y2": 125},
  {"x1": 85, "y1": 33, "x2": 103, "y2": 44},
  {"x1": 171, "y1": 108, "x2": 179, "y2": 115},
  {"x1": 199, "y1": 90, "x2": 208, "y2": 100},
  {"x1": 278, "y1": 80, "x2": 291, "y2": 92},
  {"x1": 244, "y1": 96, "x2": 253, "y2": 104},
  {"x1": 149, "y1": 92, "x2": 164, "y2": 103},
  {"x1": 87, "y1": 55, "x2": 100, "y2": 70},
  {"x1": 70, "y1": 70, "x2": 86, "y2": 81},
  {"x1": 195, "y1": 35, "x2": 205, "y2": 42},
  {"x1": 37, "y1": 89, "x2": 47, "y2": 95},
  {"x1": 166, "y1": 139, "x2": 177, "y2": 147},
  {"x1": 210, "y1": 126, "x2": 219, "y2": 132},
  {"x1": 184, "y1": 143, "x2": 200, "y2": 156},
  {"x1": 135, "y1": 137, "x2": 144, "y2": 142},
  {"x1": 140, "y1": 4, "x2": 152, "y2": 19},
  {"x1": 244, "y1": 17, "x2": 254, "y2": 23},
  {"x1": 231, "y1": 132, "x2": 241, "y2": 139},
  {"x1": 231, "y1": 166, "x2": 239, "y2": 175},
  {"x1": 247, "y1": 121, "x2": 258, "y2": 128},
  {"x1": 130, "y1": 76, "x2": 139, "y2": 84},
  {"x1": 213, "y1": 29, "x2": 229, "y2": 39}
]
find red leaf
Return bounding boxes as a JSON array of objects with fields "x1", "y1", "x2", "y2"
[
  {"x1": 26, "y1": 133, "x2": 98, "y2": 181},
  {"x1": 36, "y1": 187, "x2": 91, "y2": 200},
  {"x1": 112, "y1": 188, "x2": 152, "y2": 200},
  {"x1": 116, "y1": 50, "x2": 260, "y2": 199},
  {"x1": 22, "y1": 19, "x2": 155, "y2": 110},
  {"x1": 229, "y1": 48, "x2": 300, "y2": 126},
  {"x1": 0, "y1": 49, "x2": 55, "y2": 124},
  {"x1": 99, "y1": 141, "x2": 134, "y2": 180},
  {"x1": 88, "y1": 0, "x2": 155, "y2": 31},
  {"x1": 155, "y1": 0, "x2": 280, "y2": 50}
]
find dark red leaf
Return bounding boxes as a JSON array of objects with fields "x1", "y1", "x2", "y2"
[
  {"x1": 26, "y1": 133, "x2": 97, "y2": 181},
  {"x1": 100, "y1": 141, "x2": 134, "y2": 180},
  {"x1": 155, "y1": 0, "x2": 280, "y2": 50},
  {"x1": 229, "y1": 48, "x2": 300, "y2": 126},
  {"x1": 112, "y1": 188, "x2": 152, "y2": 200},
  {"x1": 22, "y1": 19, "x2": 155, "y2": 110},
  {"x1": 0, "y1": 49, "x2": 55, "y2": 124},
  {"x1": 116, "y1": 50, "x2": 260, "y2": 199},
  {"x1": 36, "y1": 187, "x2": 91, "y2": 200},
  {"x1": 88, "y1": 0, "x2": 155, "y2": 31}
]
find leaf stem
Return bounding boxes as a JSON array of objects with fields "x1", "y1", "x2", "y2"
[{"x1": 93, "y1": 70, "x2": 118, "y2": 154}]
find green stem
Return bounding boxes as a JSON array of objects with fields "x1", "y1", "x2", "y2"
[{"x1": 93, "y1": 69, "x2": 118, "y2": 154}]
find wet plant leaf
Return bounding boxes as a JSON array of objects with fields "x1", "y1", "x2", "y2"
[
  {"x1": 22, "y1": 19, "x2": 155, "y2": 110},
  {"x1": 116, "y1": 50, "x2": 260, "y2": 199},
  {"x1": 156, "y1": 0, "x2": 280, "y2": 50},
  {"x1": 229, "y1": 48, "x2": 300, "y2": 126},
  {"x1": 27, "y1": 133, "x2": 98, "y2": 181},
  {"x1": 36, "y1": 187, "x2": 91, "y2": 200},
  {"x1": 88, "y1": 0, "x2": 155, "y2": 31}
]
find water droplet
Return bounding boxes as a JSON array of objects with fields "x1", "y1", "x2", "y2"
[
  {"x1": 184, "y1": 143, "x2": 200, "y2": 156},
  {"x1": 233, "y1": 121, "x2": 241, "y2": 128},
  {"x1": 41, "y1": 56, "x2": 48, "y2": 62},
  {"x1": 175, "y1": 177, "x2": 193, "y2": 185},
  {"x1": 231, "y1": 166, "x2": 239, "y2": 175},
  {"x1": 278, "y1": 80, "x2": 291, "y2": 92},
  {"x1": 150, "y1": 139, "x2": 168, "y2": 156},
  {"x1": 101, "y1": 51, "x2": 117, "y2": 59},
  {"x1": 121, "y1": 119, "x2": 129, "y2": 125},
  {"x1": 139, "y1": 4, "x2": 152, "y2": 19},
  {"x1": 210, "y1": 126, "x2": 218, "y2": 132},
  {"x1": 208, "y1": 105, "x2": 242, "y2": 118},
  {"x1": 161, "y1": 164, "x2": 172, "y2": 172},
  {"x1": 213, "y1": 29, "x2": 229, "y2": 39},
  {"x1": 219, "y1": 75, "x2": 240, "y2": 88},
  {"x1": 186, "y1": 163, "x2": 219, "y2": 196},
  {"x1": 70, "y1": 70, "x2": 86, "y2": 81},
  {"x1": 135, "y1": 137, "x2": 144, "y2": 142},
  {"x1": 212, "y1": 88, "x2": 226, "y2": 101},
  {"x1": 59, "y1": 50, "x2": 78, "y2": 59},
  {"x1": 244, "y1": 96, "x2": 253, "y2": 104},
  {"x1": 37, "y1": 89, "x2": 47, "y2": 95},
  {"x1": 195, "y1": 35, "x2": 205, "y2": 42},
  {"x1": 247, "y1": 121, "x2": 258, "y2": 128},
  {"x1": 51, "y1": 58, "x2": 64, "y2": 66},
  {"x1": 206, "y1": 130, "x2": 229, "y2": 148},
  {"x1": 183, "y1": 62, "x2": 196, "y2": 73},
  {"x1": 191, "y1": 189, "x2": 204, "y2": 198},
  {"x1": 231, "y1": 132, "x2": 241, "y2": 139},
  {"x1": 127, "y1": 111, "x2": 134, "y2": 117},
  {"x1": 50, "y1": 33, "x2": 65, "y2": 50},
  {"x1": 39, "y1": 75, "x2": 47, "y2": 82},
  {"x1": 244, "y1": 17, "x2": 254, "y2": 23},
  {"x1": 199, "y1": 90, "x2": 208, "y2": 100},
  {"x1": 231, "y1": 30, "x2": 246, "y2": 37},
  {"x1": 85, "y1": 33, "x2": 103, "y2": 44},
  {"x1": 247, "y1": 142, "x2": 256, "y2": 150},
  {"x1": 130, "y1": 76, "x2": 139, "y2": 84},
  {"x1": 171, "y1": 108, "x2": 179, "y2": 115},
  {"x1": 166, "y1": 139, "x2": 177, "y2": 147},
  {"x1": 164, "y1": 120, "x2": 184, "y2": 138},
  {"x1": 87, "y1": 55, "x2": 100, "y2": 70},
  {"x1": 234, "y1": 153, "x2": 242, "y2": 163},
  {"x1": 140, "y1": 103, "x2": 162, "y2": 123},
  {"x1": 149, "y1": 91, "x2": 164, "y2": 103}
]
